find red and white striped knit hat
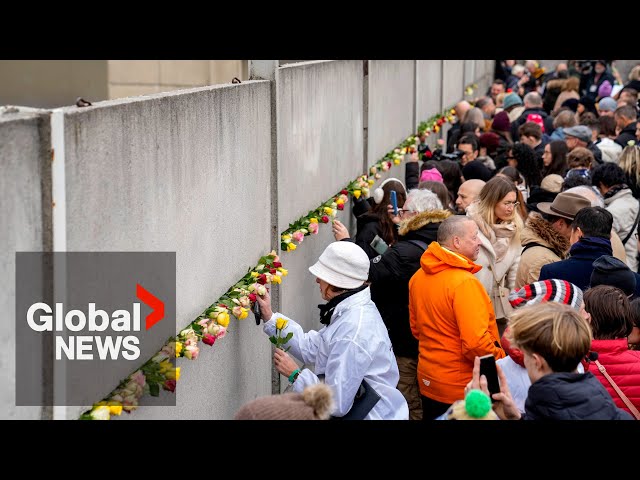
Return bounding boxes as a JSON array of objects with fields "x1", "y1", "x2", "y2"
[{"x1": 508, "y1": 279, "x2": 583, "y2": 311}]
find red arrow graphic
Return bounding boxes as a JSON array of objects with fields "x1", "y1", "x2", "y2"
[{"x1": 136, "y1": 284, "x2": 164, "y2": 330}]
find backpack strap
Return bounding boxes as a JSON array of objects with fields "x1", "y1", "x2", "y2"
[
  {"x1": 522, "y1": 241, "x2": 562, "y2": 258},
  {"x1": 408, "y1": 239, "x2": 428, "y2": 251},
  {"x1": 621, "y1": 206, "x2": 640, "y2": 246}
]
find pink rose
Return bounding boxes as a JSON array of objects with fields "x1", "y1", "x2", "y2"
[
  {"x1": 202, "y1": 333, "x2": 216, "y2": 346},
  {"x1": 308, "y1": 222, "x2": 319, "y2": 234},
  {"x1": 216, "y1": 326, "x2": 227, "y2": 339},
  {"x1": 130, "y1": 370, "x2": 146, "y2": 388},
  {"x1": 184, "y1": 344, "x2": 199, "y2": 360},
  {"x1": 238, "y1": 295, "x2": 250, "y2": 308},
  {"x1": 292, "y1": 231, "x2": 304, "y2": 243}
]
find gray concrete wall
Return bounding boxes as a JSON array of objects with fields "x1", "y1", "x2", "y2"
[
  {"x1": 464, "y1": 60, "x2": 475, "y2": 89},
  {"x1": 0, "y1": 61, "x2": 109, "y2": 109},
  {"x1": 61, "y1": 83, "x2": 273, "y2": 419},
  {"x1": 367, "y1": 61, "x2": 415, "y2": 166},
  {"x1": 0, "y1": 111, "x2": 51, "y2": 419},
  {"x1": 417, "y1": 60, "x2": 442, "y2": 126},
  {"x1": 276, "y1": 60, "x2": 364, "y2": 334},
  {"x1": 442, "y1": 60, "x2": 465, "y2": 109}
]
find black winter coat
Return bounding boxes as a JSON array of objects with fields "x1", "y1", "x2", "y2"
[
  {"x1": 614, "y1": 122, "x2": 638, "y2": 148},
  {"x1": 368, "y1": 210, "x2": 452, "y2": 358},
  {"x1": 524, "y1": 372, "x2": 633, "y2": 420}
]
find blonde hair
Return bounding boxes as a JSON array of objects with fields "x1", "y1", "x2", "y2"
[
  {"x1": 505, "y1": 302, "x2": 592, "y2": 373},
  {"x1": 475, "y1": 176, "x2": 524, "y2": 237},
  {"x1": 629, "y1": 65, "x2": 640, "y2": 82},
  {"x1": 618, "y1": 144, "x2": 640, "y2": 190},
  {"x1": 561, "y1": 76, "x2": 580, "y2": 92}
]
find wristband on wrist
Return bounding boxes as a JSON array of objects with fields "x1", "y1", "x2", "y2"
[{"x1": 288, "y1": 368, "x2": 301, "y2": 384}]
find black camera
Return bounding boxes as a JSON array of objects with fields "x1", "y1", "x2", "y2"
[{"x1": 431, "y1": 148, "x2": 464, "y2": 162}]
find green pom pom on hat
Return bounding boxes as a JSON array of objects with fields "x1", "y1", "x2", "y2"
[{"x1": 464, "y1": 389, "x2": 492, "y2": 418}]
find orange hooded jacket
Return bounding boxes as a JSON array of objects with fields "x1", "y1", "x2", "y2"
[{"x1": 409, "y1": 241, "x2": 505, "y2": 405}]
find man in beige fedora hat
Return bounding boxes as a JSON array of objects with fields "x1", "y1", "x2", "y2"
[{"x1": 515, "y1": 192, "x2": 591, "y2": 288}]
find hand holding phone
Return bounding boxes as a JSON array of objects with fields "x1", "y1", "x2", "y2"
[
  {"x1": 390, "y1": 190, "x2": 398, "y2": 216},
  {"x1": 479, "y1": 354, "x2": 500, "y2": 402}
]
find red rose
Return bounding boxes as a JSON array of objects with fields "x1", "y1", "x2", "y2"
[
  {"x1": 387, "y1": 161, "x2": 392, "y2": 169},
  {"x1": 163, "y1": 380, "x2": 176, "y2": 392},
  {"x1": 425, "y1": 150, "x2": 433, "y2": 159},
  {"x1": 202, "y1": 333, "x2": 216, "y2": 346},
  {"x1": 248, "y1": 293, "x2": 257, "y2": 302},
  {"x1": 340, "y1": 189, "x2": 348, "y2": 195},
  {"x1": 269, "y1": 268, "x2": 277, "y2": 274},
  {"x1": 337, "y1": 204, "x2": 344, "y2": 210},
  {"x1": 321, "y1": 215, "x2": 330, "y2": 223},
  {"x1": 257, "y1": 273, "x2": 268, "y2": 285},
  {"x1": 273, "y1": 261, "x2": 282, "y2": 268}
]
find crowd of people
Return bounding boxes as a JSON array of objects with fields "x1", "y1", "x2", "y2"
[{"x1": 235, "y1": 60, "x2": 640, "y2": 421}]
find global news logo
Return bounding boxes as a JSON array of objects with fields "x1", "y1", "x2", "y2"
[{"x1": 26, "y1": 284, "x2": 164, "y2": 361}]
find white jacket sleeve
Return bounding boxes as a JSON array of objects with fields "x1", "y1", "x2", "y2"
[{"x1": 263, "y1": 312, "x2": 323, "y2": 367}]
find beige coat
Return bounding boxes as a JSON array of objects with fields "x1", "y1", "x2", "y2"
[
  {"x1": 604, "y1": 188, "x2": 639, "y2": 271},
  {"x1": 515, "y1": 214, "x2": 570, "y2": 289}
]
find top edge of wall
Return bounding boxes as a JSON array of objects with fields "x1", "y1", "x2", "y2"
[{"x1": 53, "y1": 80, "x2": 271, "y2": 113}]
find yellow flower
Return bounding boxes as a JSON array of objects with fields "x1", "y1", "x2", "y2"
[
  {"x1": 450, "y1": 108, "x2": 456, "y2": 115},
  {"x1": 175, "y1": 341, "x2": 183, "y2": 357},
  {"x1": 217, "y1": 312, "x2": 230, "y2": 327},
  {"x1": 166, "y1": 367, "x2": 180, "y2": 381},
  {"x1": 393, "y1": 158, "x2": 401, "y2": 165},
  {"x1": 107, "y1": 402, "x2": 123, "y2": 416},
  {"x1": 239, "y1": 307, "x2": 249, "y2": 320},
  {"x1": 368, "y1": 179, "x2": 375, "y2": 186},
  {"x1": 353, "y1": 190, "x2": 361, "y2": 199},
  {"x1": 323, "y1": 207, "x2": 333, "y2": 215},
  {"x1": 287, "y1": 243, "x2": 297, "y2": 251},
  {"x1": 250, "y1": 271, "x2": 259, "y2": 278},
  {"x1": 434, "y1": 125, "x2": 440, "y2": 133},
  {"x1": 309, "y1": 217, "x2": 318, "y2": 223},
  {"x1": 159, "y1": 360, "x2": 173, "y2": 373},
  {"x1": 276, "y1": 318, "x2": 288, "y2": 330},
  {"x1": 336, "y1": 198, "x2": 344, "y2": 205},
  {"x1": 277, "y1": 267, "x2": 288, "y2": 276},
  {"x1": 271, "y1": 275, "x2": 282, "y2": 284},
  {"x1": 401, "y1": 148, "x2": 407, "y2": 154},
  {"x1": 91, "y1": 406, "x2": 111, "y2": 420}
]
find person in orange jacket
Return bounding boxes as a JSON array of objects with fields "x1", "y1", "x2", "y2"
[{"x1": 409, "y1": 215, "x2": 505, "y2": 420}]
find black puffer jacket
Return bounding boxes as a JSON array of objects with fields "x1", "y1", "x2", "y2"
[
  {"x1": 524, "y1": 372, "x2": 633, "y2": 420},
  {"x1": 369, "y1": 209, "x2": 452, "y2": 358},
  {"x1": 355, "y1": 214, "x2": 385, "y2": 259}
]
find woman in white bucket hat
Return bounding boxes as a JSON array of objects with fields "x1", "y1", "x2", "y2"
[{"x1": 256, "y1": 241, "x2": 409, "y2": 420}]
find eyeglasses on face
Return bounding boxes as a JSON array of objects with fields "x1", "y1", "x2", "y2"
[
  {"x1": 398, "y1": 209, "x2": 413, "y2": 217},
  {"x1": 502, "y1": 201, "x2": 520, "y2": 208}
]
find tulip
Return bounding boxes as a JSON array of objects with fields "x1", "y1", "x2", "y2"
[{"x1": 202, "y1": 333, "x2": 216, "y2": 346}]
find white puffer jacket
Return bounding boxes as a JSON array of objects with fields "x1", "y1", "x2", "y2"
[{"x1": 604, "y1": 187, "x2": 639, "y2": 272}]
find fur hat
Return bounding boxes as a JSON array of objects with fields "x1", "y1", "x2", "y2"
[
  {"x1": 234, "y1": 383, "x2": 335, "y2": 420},
  {"x1": 590, "y1": 255, "x2": 637, "y2": 297},
  {"x1": 444, "y1": 389, "x2": 498, "y2": 420}
]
